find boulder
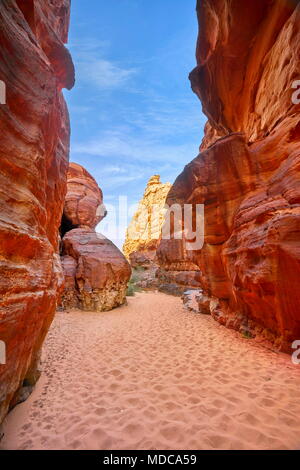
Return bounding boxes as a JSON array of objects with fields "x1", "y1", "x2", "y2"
[{"x1": 61, "y1": 229, "x2": 131, "y2": 311}]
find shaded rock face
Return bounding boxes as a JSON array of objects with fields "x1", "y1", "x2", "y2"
[
  {"x1": 158, "y1": 0, "x2": 300, "y2": 351},
  {"x1": 60, "y1": 163, "x2": 131, "y2": 311},
  {"x1": 123, "y1": 175, "x2": 171, "y2": 268},
  {"x1": 0, "y1": 0, "x2": 74, "y2": 422}
]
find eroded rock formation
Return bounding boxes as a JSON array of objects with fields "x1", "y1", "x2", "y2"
[
  {"x1": 123, "y1": 175, "x2": 171, "y2": 268},
  {"x1": 0, "y1": 0, "x2": 74, "y2": 422},
  {"x1": 61, "y1": 162, "x2": 106, "y2": 234},
  {"x1": 60, "y1": 163, "x2": 131, "y2": 311},
  {"x1": 158, "y1": 0, "x2": 300, "y2": 350}
]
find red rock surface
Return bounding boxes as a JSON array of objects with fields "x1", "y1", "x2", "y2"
[
  {"x1": 61, "y1": 229, "x2": 131, "y2": 312},
  {"x1": 0, "y1": 0, "x2": 74, "y2": 422},
  {"x1": 158, "y1": 0, "x2": 300, "y2": 350},
  {"x1": 62, "y1": 162, "x2": 106, "y2": 233},
  {"x1": 60, "y1": 163, "x2": 131, "y2": 311}
]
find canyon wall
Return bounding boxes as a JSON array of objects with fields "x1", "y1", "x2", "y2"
[
  {"x1": 158, "y1": 0, "x2": 300, "y2": 350},
  {"x1": 60, "y1": 163, "x2": 131, "y2": 311},
  {"x1": 123, "y1": 175, "x2": 171, "y2": 268},
  {"x1": 0, "y1": 0, "x2": 74, "y2": 422}
]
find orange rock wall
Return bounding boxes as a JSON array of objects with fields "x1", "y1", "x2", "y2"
[
  {"x1": 158, "y1": 0, "x2": 300, "y2": 350},
  {"x1": 0, "y1": 0, "x2": 74, "y2": 422}
]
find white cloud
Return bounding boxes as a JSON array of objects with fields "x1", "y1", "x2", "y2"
[
  {"x1": 100, "y1": 165, "x2": 128, "y2": 174},
  {"x1": 79, "y1": 59, "x2": 137, "y2": 89},
  {"x1": 118, "y1": 99, "x2": 202, "y2": 138},
  {"x1": 70, "y1": 93, "x2": 203, "y2": 167},
  {"x1": 70, "y1": 38, "x2": 137, "y2": 90},
  {"x1": 68, "y1": 104, "x2": 93, "y2": 114},
  {"x1": 72, "y1": 130, "x2": 198, "y2": 166},
  {"x1": 103, "y1": 174, "x2": 141, "y2": 187}
]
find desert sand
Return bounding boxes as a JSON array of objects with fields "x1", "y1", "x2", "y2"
[{"x1": 1, "y1": 291, "x2": 300, "y2": 450}]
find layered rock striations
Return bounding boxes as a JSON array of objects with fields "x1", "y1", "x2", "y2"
[
  {"x1": 61, "y1": 162, "x2": 106, "y2": 234},
  {"x1": 60, "y1": 163, "x2": 131, "y2": 311},
  {"x1": 123, "y1": 175, "x2": 171, "y2": 268},
  {"x1": 0, "y1": 0, "x2": 74, "y2": 422},
  {"x1": 157, "y1": 0, "x2": 300, "y2": 350}
]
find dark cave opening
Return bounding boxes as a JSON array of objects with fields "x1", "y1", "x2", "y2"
[{"x1": 60, "y1": 213, "x2": 78, "y2": 239}]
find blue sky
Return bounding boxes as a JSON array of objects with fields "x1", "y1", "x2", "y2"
[{"x1": 64, "y1": 0, "x2": 206, "y2": 247}]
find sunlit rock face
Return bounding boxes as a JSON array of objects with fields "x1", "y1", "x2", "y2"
[
  {"x1": 60, "y1": 163, "x2": 131, "y2": 311},
  {"x1": 123, "y1": 175, "x2": 171, "y2": 268},
  {"x1": 158, "y1": 0, "x2": 300, "y2": 351},
  {"x1": 0, "y1": 0, "x2": 74, "y2": 422}
]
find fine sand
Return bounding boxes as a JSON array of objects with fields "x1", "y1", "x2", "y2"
[{"x1": 1, "y1": 291, "x2": 300, "y2": 450}]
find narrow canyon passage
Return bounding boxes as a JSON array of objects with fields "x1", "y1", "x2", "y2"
[{"x1": 1, "y1": 292, "x2": 300, "y2": 451}]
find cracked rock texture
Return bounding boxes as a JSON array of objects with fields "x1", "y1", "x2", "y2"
[
  {"x1": 0, "y1": 0, "x2": 74, "y2": 423},
  {"x1": 157, "y1": 0, "x2": 300, "y2": 351}
]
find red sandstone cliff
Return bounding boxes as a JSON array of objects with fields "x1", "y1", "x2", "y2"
[
  {"x1": 60, "y1": 163, "x2": 131, "y2": 311},
  {"x1": 158, "y1": 0, "x2": 300, "y2": 350},
  {"x1": 0, "y1": 0, "x2": 74, "y2": 422}
]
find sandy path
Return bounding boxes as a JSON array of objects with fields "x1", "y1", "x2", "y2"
[{"x1": 1, "y1": 291, "x2": 300, "y2": 450}]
